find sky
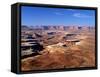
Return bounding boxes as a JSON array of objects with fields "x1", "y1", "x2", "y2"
[{"x1": 21, "y1": 6, "x2": 95, "y2": 26}]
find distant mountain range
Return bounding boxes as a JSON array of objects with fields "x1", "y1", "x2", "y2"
[{"x1": 22, "y1": 25, "x2": 95, "y2": 31}]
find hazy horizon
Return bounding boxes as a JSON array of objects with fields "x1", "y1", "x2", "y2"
[{"x1": 22, "y1": 25, "x2": 95, "y2": 27}]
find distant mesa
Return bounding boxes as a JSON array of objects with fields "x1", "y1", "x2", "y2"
[{"x1": 21, "y1": 25, "x2": 95, "y2": 31}]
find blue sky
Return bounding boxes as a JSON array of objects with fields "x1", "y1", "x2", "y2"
[{"x1": 21, "y1": 6, "x2": 95, "y2": 26}]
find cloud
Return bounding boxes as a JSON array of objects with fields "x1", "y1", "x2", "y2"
[
  {"x1": 54, "y1": 12, "x2": 64, "y2": 15},
  {"x1": 73, "y1": 13, "x2": 92, "y2": 18},
  {"x1": 67, "y1": 9, "x2": 76, "y2": 11}
]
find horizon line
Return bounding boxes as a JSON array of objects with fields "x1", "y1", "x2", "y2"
[{"x1": 21, "y1": 25, "x2": 95, "y2": 27}]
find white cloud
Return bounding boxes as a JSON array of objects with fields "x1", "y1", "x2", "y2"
[
  {"x1": 67, "y1": 9, "x2": 76, "y2": 11},
  {"x1": 54, "y1": 12, "x2": 64, "y2": 15},
  {"x1": 73, "y1": 13, "x2": 92, "y2": 18}
]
